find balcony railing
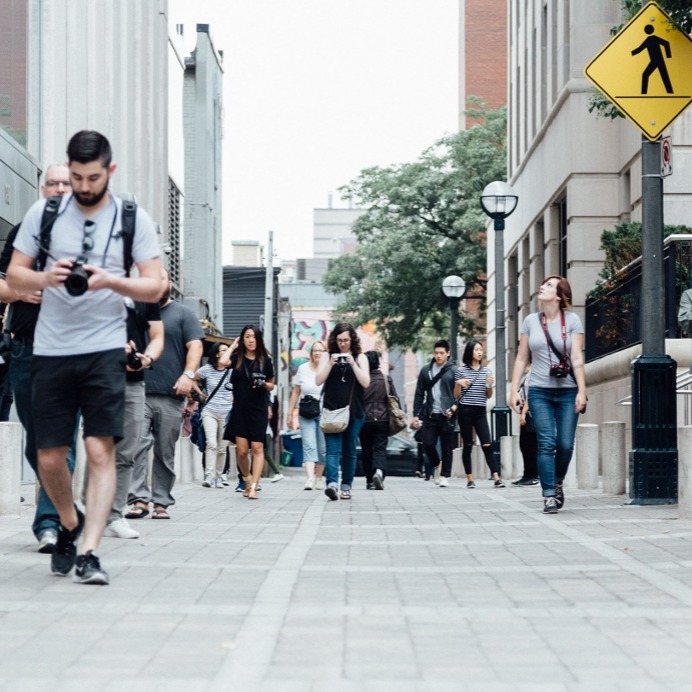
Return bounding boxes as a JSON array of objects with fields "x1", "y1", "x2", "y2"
[{"x1": 585, "y1": 235, "x2": 692, "y2": 362}]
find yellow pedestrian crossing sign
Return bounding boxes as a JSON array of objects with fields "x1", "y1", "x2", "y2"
[{"x1": 584, "y1": 2, "x2": 692, "y2": 141}]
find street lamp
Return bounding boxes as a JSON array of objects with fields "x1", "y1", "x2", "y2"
[
  {"x1": 442, "y1": 275, "x2": 466, "y2": 363},
  {"x1": 480, "y1": 181, "x2": 519, "y2": 471}
]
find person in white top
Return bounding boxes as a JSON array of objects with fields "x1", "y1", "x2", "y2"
[{"x1": 286, "y1": 340, "x2": 327, "y2": 490}]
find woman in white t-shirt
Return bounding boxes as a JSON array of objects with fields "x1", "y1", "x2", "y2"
[
  {"x1": 286, "y1": 340, "x2": 327, "y2": 490},
  {"x1": 194, "y1": 343, "x2": 233, "y2": 488}
]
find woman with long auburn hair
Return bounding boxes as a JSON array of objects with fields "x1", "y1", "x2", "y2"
[
  {"x1": 220, "y1": 324, "x2": 275, "y2": 499},
  {"x1": 509, "y1": 275, "x2": 587, "y2": 514}
]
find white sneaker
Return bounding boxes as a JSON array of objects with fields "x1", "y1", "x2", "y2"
[
  {"x1": 202, "y1": 475, "x2": 213, "y2": 488},
  {"x1": 214, "y1": 478, "x2": 224, "y2": 488},
  {"x1": 439, "y1": 477, "x2": 449, "y2": 488},
  {"x1": 221, "y1": 473, "x2": 230, "y2": 486},
  {"x1": 304, "y1": 477, "x2": 315, "y2": 490},
  {"x1": 104, "y1": 518, "x2": 140, "y2": 539},
  {"x1": 314, "y1": 477, "x2": 325, "y2": 491},
  {"x1": 37, "y1": 529, "x2": 58, "y2": 554},
  {"x1": 271, "y1": 473, "x2": 284, "y2": 483}
]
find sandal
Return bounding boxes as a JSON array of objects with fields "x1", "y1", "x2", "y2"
[
  {"x1": 151, "y1": 507, "x2": 170, "y2": 519},
  {"x1": 125, "y1": 503, "x2": 149, "y2": 519},
  {"x1": 340, "y1": 490, "x2": 351, "y2": 500},
  {"x1": 247, "y1": 483, "x2": 258, "y2": 500}
]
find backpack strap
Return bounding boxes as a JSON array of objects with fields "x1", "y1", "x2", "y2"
[
  {"x1": 37, "y1": 196, "x2": 62, "y2": 271},
  {"x1": 120, "y1": 200, "x2": 137, "y2": 276}
]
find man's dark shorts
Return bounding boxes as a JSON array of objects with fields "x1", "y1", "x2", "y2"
[{"x1": 32, "y1": 348, "x2": 127, "y2": 448}]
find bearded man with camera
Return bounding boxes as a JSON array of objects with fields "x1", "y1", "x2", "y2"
[{"x1": 7, "y1": 131, "x2": 162, "y2": 584}]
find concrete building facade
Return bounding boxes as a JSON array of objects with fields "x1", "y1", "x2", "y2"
[{"x1": 490, "y1": 0, "x2": 692, "y2": 424}]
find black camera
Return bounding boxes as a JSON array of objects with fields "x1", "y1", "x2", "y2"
[
  {"x1": 251, "y1": 372, "x2": 267, "y2": 389},
  {"x1": 549, "y1": 358, "x2": 571, "y2": 378},
  {"x1": 336, "y1": 355, "x2": 348, "y2": 366},
  {"x1": 126, "y1": 351, "x2": 142, "y2": 369},
  {"x1": 64, "y1": 259, "x2": 92, "y2": 297}
]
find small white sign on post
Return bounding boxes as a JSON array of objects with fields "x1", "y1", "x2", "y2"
[{"x1": 661, "y1": 136, "x2": 672, "y2": 177}]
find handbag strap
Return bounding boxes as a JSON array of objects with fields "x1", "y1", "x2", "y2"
[
  {"x1": 456, "y1": 368, "x2": 484, "y2": 403},
  {"x1": 200, "y1": 368, "x2": 229, "y2": 410}
]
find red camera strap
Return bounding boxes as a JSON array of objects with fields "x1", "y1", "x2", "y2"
[{"x1": 541, "y1": 310, "x2": 567, "y2": 366}]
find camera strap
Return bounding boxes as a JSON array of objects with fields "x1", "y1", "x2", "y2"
[{"x1": 541, "y1": 311, "x2": 574, "y2": 378}]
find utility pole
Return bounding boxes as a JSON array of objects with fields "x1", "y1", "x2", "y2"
[{"x1": 264, "y1": 230, "x2": 274, "y2": 354}]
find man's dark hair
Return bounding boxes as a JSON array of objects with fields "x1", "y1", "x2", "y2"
[
  {"x1": 67, "y1": 130, "x2": 112, "y2": 167},
  {"x1": 433, "y1": 339, "x2": 450, "y2": 352}
]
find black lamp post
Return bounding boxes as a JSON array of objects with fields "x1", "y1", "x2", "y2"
[
  {"x1": 442, "y1": 275, "x2": 466, "y2": 363},
  {"x1": 480, "y1": 181, "x2": 518, "y2": 471}
]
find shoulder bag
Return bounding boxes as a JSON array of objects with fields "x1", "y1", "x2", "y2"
[
  {"x1": 299, "y1": 394, "x2": 321, "y2": 419},
  {"x1": 384, "y1": 376, "x2": 406, "y2": 436},
  {"x1": 320, "y1": 378, "x2": 355, "y2": 434}
]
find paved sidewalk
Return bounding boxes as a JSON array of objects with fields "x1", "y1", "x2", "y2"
[{"x1": 2, "y1": 470, "x2": 692, "y2": 691}]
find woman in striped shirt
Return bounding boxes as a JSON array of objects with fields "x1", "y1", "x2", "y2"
[{"x1": 452, "y1": 340, "x2": 505, "y2": 488}]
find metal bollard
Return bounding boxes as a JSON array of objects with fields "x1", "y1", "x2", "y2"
[
  {"x1": 451, "y1": 447, "x2": 463, "y2": 478},
  {"x1": 576, "y1": 424, "x2": 599, "y2": 490},
  {"x1": 512, "y1": 433, "x2": 521, "y2": 480},
  {"x1": 0, "y1": 422, "x2": 23, "y2": 516},
  {"x1": 500, "y1": 436, "x2": 513, "y2": 480},
  {"x1": 679, "y1": 427, "x2": 692, "y2": 519},
  {"x1": 601, "y1": 421, "x2": 627, "y2": 495}
]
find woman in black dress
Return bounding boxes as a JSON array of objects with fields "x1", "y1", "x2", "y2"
[{"x1": 221, "y1": 324, "x2": 275, "y2": 499}]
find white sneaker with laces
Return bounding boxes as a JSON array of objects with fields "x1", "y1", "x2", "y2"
[
  {"x1": 221, "y1": 474, "x2": 230, "y2": 486},
  {"x1": 214, "y1": 477, "x2": 224, "y2": 488},
  {"x1": 271, "y1": 473, "x2": 285, "y2": 483},
  {"x1": 439, "y1": 477, "x2": 449, "y2": 488},
  {"x1": 104, "y1": 518, "x2": 140, "y2": 539},
  {"x1": 314, "y1": 477, "x2": 325, "y2": 491},
  {"x1": 202, "y1": 475, "x2": 213, "y2": 488},
  {"x1": 304, "y1": 477, "x2": 315, "y2": 490}
]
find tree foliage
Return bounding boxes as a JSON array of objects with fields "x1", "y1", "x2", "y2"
[
  {"x1": 589, "y1": 0, "x2": 692, "y2": 119},
  {"x1": 323, "y1": 102, "x2": 507, "y2": 351}
]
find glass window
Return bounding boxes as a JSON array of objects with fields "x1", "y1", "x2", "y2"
[{"x1": 0, "y1": 0, "x2": 28, "y2": 146}]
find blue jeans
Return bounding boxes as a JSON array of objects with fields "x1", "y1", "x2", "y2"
[
  {"x1": 324, "y1": 415, "x2": 365, "y2": 490},
  {"x1": 9, "y1": 338, "x2": 77, "y2": 538},
  {"x1": 299, "y1": 415, "x2": 326, "y2": 463},
  {"x1": 528, "y1": 386, "x2": 579, "y2": 497}
]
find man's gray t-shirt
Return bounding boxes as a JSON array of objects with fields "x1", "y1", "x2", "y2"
[
  {"x1": 13, "y1": 193, "x2": 160, "y2": 356},
  {"x1": 430, "y1": 363, "x2": 444, "y2": 413},
  {"x1": 144, "y1": 300, "x2": 204, "y2": 399},
  {"x1": 520, "y1": 311, "x2": 584, "y2": 388}
]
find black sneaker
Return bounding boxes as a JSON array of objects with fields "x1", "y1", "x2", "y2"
[
  {"x1": 494, "y1": 479, "x2": 506, "y2": 488},
  {"x1": 512, "y1": 477, "x2": 539, "y2": 486},
  {"x1": 366, "y1": 482, "x2": 375, "y2": 490},
  {"x1": 73, "y1": 550, "x2": 109, "y2": 585},
  {"x1": 51, "y1": 507, "x2": 85, "y2": 576},
  {"x1": 467, "y1": 480, "x2": 476, "y2": 489},
  {"x1": 325, "y1": 485, "x2": 338, "y2": 501},
  {"x1": 555, "y1": 483, "x2": 565, "y2": 509},
  {"x1": 372, "y1": 470, "x2": 384, "y2": 490},
  {"x1": 543, "y1": 497, "x2": 558, "y2": 514}
]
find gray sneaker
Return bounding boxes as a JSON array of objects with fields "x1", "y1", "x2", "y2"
[
  {"x1": 543, "y1": 497, "x2": 558, "y2": 514},
  {"x1": 73, "y1": 551, "x2": 109, "y2": 585},
  {"x1": 37, "y1": 529, "x2": 58, "y2": 554}
]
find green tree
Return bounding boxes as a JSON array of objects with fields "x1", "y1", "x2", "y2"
[
  {"x1": 589, "y1": 0, "x2": 692, "y2": 119},
  {"x1": 323, "y1": 102, "x2": 507, "y2": 351}
]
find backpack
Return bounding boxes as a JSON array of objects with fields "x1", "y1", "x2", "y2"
[{"x1": 37, "y1": 195, "x2": 137, "y2": 275}]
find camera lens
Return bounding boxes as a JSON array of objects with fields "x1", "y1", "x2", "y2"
[{"x1": 64, "y1": 263, "x2": 92, "y2": 297}]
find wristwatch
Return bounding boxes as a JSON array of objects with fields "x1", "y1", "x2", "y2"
[{"x1": 184, "y1": 370, "x2": 195, "y2": 379}]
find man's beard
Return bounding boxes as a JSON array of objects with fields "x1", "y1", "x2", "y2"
[
  {"x1": 73, "y1": 184, "x2": 109, "y2": 207},
  {"x1": 159, "y1": 285, "x2": 171, "y2": 306}
]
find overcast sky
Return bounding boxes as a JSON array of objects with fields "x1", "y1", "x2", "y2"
[{"x1": 170, "y1": 1, "x2": 460, "y2": 262}]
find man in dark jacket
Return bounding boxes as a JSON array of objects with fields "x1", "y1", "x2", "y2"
[{"x1": 412, "y1": 339, "x2": 456, "y2": 486}]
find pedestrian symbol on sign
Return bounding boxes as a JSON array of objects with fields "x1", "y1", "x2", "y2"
[{"x1": 631, "y1": 25, "x2": 673, "y2": 94}]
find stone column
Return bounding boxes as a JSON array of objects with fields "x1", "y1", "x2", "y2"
[
  {"x1": 601, "y1": 421, "x2": 627, "y2": 495},
  {"x1": 576, "y1": 424, "x2": 599, "y2": 490}
]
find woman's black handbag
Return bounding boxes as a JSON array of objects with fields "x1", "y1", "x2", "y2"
[{"x1": 299, "y1": 394, "x2": 321, "y2": 419}]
